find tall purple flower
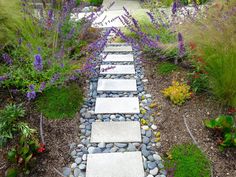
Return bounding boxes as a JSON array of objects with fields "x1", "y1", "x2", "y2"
[
  {"x1": 27, "y1": 84, "x2": 36, "y2": 101},
  {"x1": 178, "y1": 32, "x2": 185, "y2": 57},
  {"x1": 34, "y1": 54, "x2": 43, "y2": 71},
  {"x1": 2, "y1": 53, "x2": 13, "y2": 65},
  {"x1": 172, "y1": 1, "x2": 178, "y2": 14},
  {"x1": 39, "y1": 82, "x2": 46, "y2": 92},
  {"x1": 0, "y1": 75, "x2": 8, "y2": 81}
]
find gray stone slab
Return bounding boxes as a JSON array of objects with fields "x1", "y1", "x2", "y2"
[
  {"x1": 91, "y1": 121, "x2": 141, "y2": 143},
  {"x1": 102, "y1": 54, "x2": 134, "y2": 62},
  {"x1": 100, "y1": 65, "x2": 135, "y2": 74},
  {"x1": 97, "y1": 79, "x2": 137, "y2": 92},
  {"x1": 104, "y1": 45, "x2": 132, "y2": 52},
  {"x1": 95, "y1": 97, "x2": 140, "y2": 114},
  {"x1": 86, "y1": 151, "x2": 144, "y2": 177}
]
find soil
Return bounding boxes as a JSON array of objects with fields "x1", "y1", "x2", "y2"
[{"x1": 142, "y1": 59, "x2": 236, "y2": 177}]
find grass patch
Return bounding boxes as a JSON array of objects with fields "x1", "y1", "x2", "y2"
[
  {"x1": 157, "y1": 62, "x2": 178, "y2": 75},
  {"x1": 37, "y1": 83, "x2": 83, "y2": 120},
  {"x1": 165, "y1": 144, "x2": 211, "y2": 177}
]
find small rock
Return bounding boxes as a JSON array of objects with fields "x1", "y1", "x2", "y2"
[
  {"x1": 74, "y1": 168, "x2": 80, "y2": 177},
  {"x1": 78, "y1": 164, "x2": 86, "y2": 170},
  {"x1": 82, "y1": 154, "x2": 87, "y2": 161},
  {"x1": 127, "y1": 143, "x2": 136, "y2": 151},
  {"x1": 62, "y1": 167, "x2": 71, "y2": 176},
  {"x1": 151, "y1": 124, "x2": 157, "y2": 130},
  {"x1": 75, "y1": 157, "x2": 82, "y2": 164},
  {"x1": 115, "y1": 143, "x2": 127, "y2": 148},
  {"x1": 88, "y1": 147, "x2": 96, "y2": 154},
  {"x1": 150, "y1": 167, "x2": 159, "y2": 175},
  {"x1": 71, "y1": 163, "x2": 77, "y2": 169},
  {"x1": 71, "y1": 150, "x2": 76, "y2": 156},
  {"x1": 98, "y1": 142, "x2": 106, "y2": 148},
  {"x1": 148, "y1": 161, "x2": 156, "y2": 169},
  {"x1": 147, "y1": 175, "x2": 154, "y2": 177},
  {"x1": 142, "y1": 125, "x2": 149, "y2": 130},
  {"x1": 153, "y1": 154, "x2": 162, "y2": 161},
  {"x1": 143, "y1": 136, "x2": 150, "y2": 144},
  {"x1": 147, "y1": 155, "x2": 155, "y2": 161},
  {"x1": 146, "y1": 130, "x2": 152, "y2": 137}
]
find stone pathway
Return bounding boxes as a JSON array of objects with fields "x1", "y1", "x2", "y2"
[
  {"x1": 64, "y1": 41, "x2": 166, "y2": 177},
  {"x1": 64, "y1": 1, "x2": 166, "y2": 177}
]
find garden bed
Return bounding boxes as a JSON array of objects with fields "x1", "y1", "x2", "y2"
[
  {"x1": 0, "y1": 80, "x2": 87, "y2": 177},
  {"x1": 143, "y1": 60, "x2": 236, "y2": 177}
]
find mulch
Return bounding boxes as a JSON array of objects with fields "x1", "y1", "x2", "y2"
[{"x1": 143, "y1": 60, "x2": 236, "y2": 177}]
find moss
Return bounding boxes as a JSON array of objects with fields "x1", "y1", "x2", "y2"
[
  {"x1": 165, "y1": 144, "x2": 211, "y2": 177},
  {"x1": 36, "y1": 83, "x2": 83, "y2": 119}
]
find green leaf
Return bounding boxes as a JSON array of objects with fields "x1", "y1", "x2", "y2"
[
  {"x1": 7, "y1": 149, "x2": 17, "y2": 163},
  {"x1": 217, "y1": 115, "x2": 234, "y2": 129},
  {"x1": 24, "y1": 154, "x2": 33, "y2": 166},
  {"x1": 6, "y1": 168, "x2": 18, "y2": 177},
  {"x1": 203, "y1": 119, "x2": 217, "y2": 129}
]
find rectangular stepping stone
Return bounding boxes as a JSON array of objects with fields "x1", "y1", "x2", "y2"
[
  {"x1": 97, "y1": 79, "x2": 137, "y2": 92},
  {"x1": 95, "y1": 97, "x2": 140, "y2": 114},
  {"x1": 86, "y1": 152, "x2": 144, "y2": 177},
  {"x1": 102, "y1": 54, "x2": 134, "y2": 62},
  {"x1": 104, "y1": 45, "x2": 132, "y2": 52},
  {"x1": 91, "y1": 121, "x2": 141, "y2": 143},
  {"x1": 100, "y1": 65, "x2": 135, "y2": 75}
]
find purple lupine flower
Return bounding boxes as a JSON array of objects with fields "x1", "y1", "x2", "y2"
[
  {"x1": 18, "y1": 38, "x2": 23, "y2": 45},
  {"x1": 172, "y1": 1, "x2": 178, "y2": 14},
  {"x1": 2, "y1": 53, "x2": 13, "y2": 65},
  {"x1": 178, "y1": 32, "x2": 185, "y2": 57},
  {"x1": 0, "y1": 75, "x2": 8, "y2": 81},
  {"x1": 39, "y1": 82, "x2": 46, "y2": 92},
  {"x1": 69, "y1": 75, "x2": 77, "y2": 81},
  {"x1": 27, "y1": 84, "x2": 36, "y2": 100},
  {"x1": 34, "y1": 54, "x2": 43, "y2": 71},
  {"x1": 147, "y1": 12, "x2": 155, "y2": 23},
  {"x1": 50, "y1": 73, "x2": 60, "y2": 83}
]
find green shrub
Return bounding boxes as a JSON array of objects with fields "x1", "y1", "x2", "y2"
[
  {"x1": 204, "y1": 115, "x2": 236, "y2": 148},
  {"x1": 0, "y1": 104, "x2": 25, "y2": 147},
  {"x1": 37, "y1": 83, "x2": 83, "y2": 119},
  {"x1": 157, "y1": 62, "x2": 178, "y2": 75},
  {"x1": 89, "y1": 0, "x2": 103, "y2": 6},
  {"x1": 165, "y1": 144, "x2": 211, "y2": 177},
  {"x1": 0, "y1": 1, "x2": 86, "y2": 99},
  {"x1": 0, "y1": 0, "x2": 22, "y2": 46},
  {"x1": 181, "y1": 1, "x2": 236, "y2": 107}
]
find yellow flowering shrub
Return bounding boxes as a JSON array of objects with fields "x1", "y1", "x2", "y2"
[{"x1": 162, "y1": 81, "x2": 191, "y2": 105}]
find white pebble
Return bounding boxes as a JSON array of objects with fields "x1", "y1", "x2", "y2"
[{"x1": 151, "y1": 124, "x2": 157, "y2": 130}]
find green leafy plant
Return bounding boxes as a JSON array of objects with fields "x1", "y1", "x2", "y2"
[
  {"x1": 157, "y1": 62, "x2": 178, "y2": 75},
  {"x1": 162, "y1": 81, "x2": 192, "y2": 105},
  {"x1": 37, "y1": 83, "x2": 83, "y2": 119},
  {"x1": 204, "y1": 115, "x2": 236, "y2": 148},
  {"x1": 165, "y1": 144, "x2": 211, "y2": 177},
  {"x1": 6, "y1": 123, "x2": 43, "y2": 176},
  {"x1": 0, "y1": 104, "x2": 25, "y2": 146}
]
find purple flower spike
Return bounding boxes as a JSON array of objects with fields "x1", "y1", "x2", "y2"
[
  {"x1": 172, "y1": 1, "x2": 178, "y2": 14},
  {"x1": 0, "y1": 75, "x2": 8, "y2": 81},
  {"x1": 39, "y1": 82, "x2": 46, "y2": 92},
  {"x1": 34, "y1": 54, "x2": 43, "y2": 71},
  {"x1": 2, "y1": 53, "x2": 13, "y2": 65},
  {"x1": 27, "y1": 84, "x2": 36, "y2": 100},
  {"x1": 178, "y1": 32, "x2": 185, "y2": 57}
]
